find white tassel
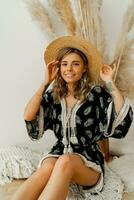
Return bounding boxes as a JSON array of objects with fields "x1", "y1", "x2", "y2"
[
  {"x1": 62, "y1": 136, "x2": 66, "y2": 145},
  {"x1": 68, "y1": 145, "x2": 73, "y2": 153},
  {"x1": 71, "y1": 135, "x2": 79, "y2": 144},
  {"x1": 62, "y1": 136, "x2": 68, "y2": 145},
  {"x1": 63, "y1": 147, "x2": 68, "y2": 154}
]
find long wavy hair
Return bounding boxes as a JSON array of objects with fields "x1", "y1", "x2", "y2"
[{"x1": 53, "y1": 47, "x2": 93, "y2": 103}]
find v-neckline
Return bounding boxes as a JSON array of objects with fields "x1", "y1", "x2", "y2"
[{"x1": 65, "y1": 96, "x2": 78, "y2": 111}]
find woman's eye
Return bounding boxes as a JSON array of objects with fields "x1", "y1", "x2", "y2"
[
  {"x1": 61, "y1": 63, "x2": 67, "y2": 66},
  {"x1": 73, "y1": 63, "x2": 79, "y2": 66},
  {"x1": 61, "y1": 62, "x2": 80, "y2": 67}
]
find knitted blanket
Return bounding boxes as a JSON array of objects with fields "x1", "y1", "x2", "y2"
[
  {"x1": 67, "y1": 166, "x2": 123, "y2": 200},
  {"x1": 0, "y1": 146, "x2": 43, "y2": 185},
  {"x1": 109, "y1": 154, "x2": 134, "y2": 192}
]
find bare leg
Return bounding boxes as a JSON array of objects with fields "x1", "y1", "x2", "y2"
[
  {"x1": 11, "y1": 157, "x2": 57, "y2": 200},
  {"x1": 38, "y1": 154, "x2": 100, "y2": 200}
]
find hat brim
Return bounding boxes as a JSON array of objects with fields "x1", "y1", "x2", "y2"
[{"x1": 44, "y1": 36, "x2": 102, "y2": 82}]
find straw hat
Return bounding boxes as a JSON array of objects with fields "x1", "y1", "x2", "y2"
[{"x1": 44, "y1": 36, "x2": 102, "y2": 82}]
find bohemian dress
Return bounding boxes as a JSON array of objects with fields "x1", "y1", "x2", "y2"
[{"x1": 25, "y1": 85, "x2": 133, "y2": 193}]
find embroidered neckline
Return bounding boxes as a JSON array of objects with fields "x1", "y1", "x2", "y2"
[{"x1": 61, "y1": 98, "x2": 81, "y2": 154}]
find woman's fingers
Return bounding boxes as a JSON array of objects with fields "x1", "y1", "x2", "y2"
[
  {"x1": 101, "y1": 64, "x2": 113, "y2": 74},
  {"x1": 45, "y1": 60, "x2": 59, "y2": 82},
  {"x1": 101, "y1": 65, "x2": 109, "y2": 75},
  {"x1": 100, "y1": 64, "x2": 115, "y2": 82},
  {"x1": 47, "y1": 60, "x2": 59, "y2": 69},
  {"x1": 51, "y1": 67, "x2": 59, "y2": 80}
]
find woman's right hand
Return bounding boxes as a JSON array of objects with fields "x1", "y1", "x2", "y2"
[{"x1": 45, "y1": 60, "x2": 59, "y2": 85}]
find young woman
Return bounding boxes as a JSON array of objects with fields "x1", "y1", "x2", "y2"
[{"x1": 12, "y1": 36, "x2": 133, "y2": 200}]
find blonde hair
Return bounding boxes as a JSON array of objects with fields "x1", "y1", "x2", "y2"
[{"x1": 53, "y1": 47, "x2": 92, "y2": 103}]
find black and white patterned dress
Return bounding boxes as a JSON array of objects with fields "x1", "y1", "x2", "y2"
[{"x1": 25, "y1": 85, "x2": 133, "y2": 192}]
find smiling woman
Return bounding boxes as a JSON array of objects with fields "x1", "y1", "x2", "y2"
[{"x1": 12, "y1": 36, "x2": 133, "y2": 200}]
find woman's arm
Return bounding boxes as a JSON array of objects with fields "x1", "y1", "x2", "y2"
[
  {"x1": 95, "y1": 67, "x2": 133, "y2": 140},
  {"x1": 24, "y1": 60, "x2": 59, "y2": 121},
  {"x1": 24, "y1": 82, "x2": 49, "y2": 121},
  {"x1": 105, "y1": 80, "x2": 124, "y2": 114},
  {"x1": 100, "y1": 64, "x2": 124, "y2": 114}
]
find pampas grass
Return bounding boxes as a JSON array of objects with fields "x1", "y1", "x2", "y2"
[
  {"x1": 24, "y1": 0, "x2": 56, "y2": 38},
  {"x1": 51, "y1": 0, "x2": 77, "y2": 35},
  {"x1": 114, "y1": 0, "x2": 134, "y2": 60},
  {"x1": 112, "y1": 0, "x2": 134, "y2": 99},
  {"x1": 23, "y1": 0, "x2": 108, "y2": 61},
  {"x1": 75, "y1": 0, "x2": 108, "y2": 62}
]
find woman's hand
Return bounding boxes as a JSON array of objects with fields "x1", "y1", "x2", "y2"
[
  {"x1": 44, "y1": 60, "x2": 59, "y2": 85},
  {"x1": 100, "y1": 64, "x2": 115, "y2": 83},
  {"x1": 100, "y1": 64, "x2": 124, "y2": 114}
]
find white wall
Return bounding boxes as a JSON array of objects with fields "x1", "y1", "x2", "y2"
[{"x1": 0, "y1": 0, "x2": 133, "y2": 151}]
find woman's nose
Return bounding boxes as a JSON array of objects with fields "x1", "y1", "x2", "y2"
[{"x1": 67, "y1": 64, "x2": 72, "y2": 70}]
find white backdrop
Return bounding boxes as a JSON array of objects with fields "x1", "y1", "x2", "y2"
[{"x1": 0, "y1": 0, "x2": 133, "y2": 152}]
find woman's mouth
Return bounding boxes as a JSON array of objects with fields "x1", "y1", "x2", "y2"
[{"x1": 65, "y1": 74, "x2": 75, "y2": 78}]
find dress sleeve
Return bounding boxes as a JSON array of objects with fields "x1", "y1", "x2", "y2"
[
  {"x1": 104, "y1": 98, "x2": 133, "y2": 138},
  {"x1": 25, "y1": 89, "x2": 53, "y2": 140},
  {"x1": 92, "y1": 86, "x2": 133, "y2": 140}
]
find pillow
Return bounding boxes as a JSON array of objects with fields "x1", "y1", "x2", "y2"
[
  {"x1": 109, "y1": 154, "x2": 134, "y2": 192},
  {"x1": 0, "y1": 146, "x2": 43, "y2": 185},
  {"x1": 109, "y1": 100, "x2": 134, "y2": 156}
]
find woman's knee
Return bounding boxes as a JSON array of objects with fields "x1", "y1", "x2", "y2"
[
  {"x1": 39, "y1": 158, "x2": 57, "y2": 175},
  {"x1": 54, "y1": 155, "x2": 74, "y2": 176}
]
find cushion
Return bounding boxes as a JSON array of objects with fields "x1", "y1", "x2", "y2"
[{"x1": 0, "y1": 146, "x2": 43, "y2": 185}]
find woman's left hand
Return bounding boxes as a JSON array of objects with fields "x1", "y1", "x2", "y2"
[{"x1": 100, "y1": 64, "x2": 115, "y2": 83}]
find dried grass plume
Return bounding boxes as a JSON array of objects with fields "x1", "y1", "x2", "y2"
[
  {"x1": 112, "y1": 0, "x2": 134, "y2": 99},
  {"x1": 74, "y1": 0, "x2": 108, "y2": 62},
  {"x1": 52, "y1": 0, "x2": 77, "y2": 35},
  {"x1": 24, "y1": 0, "x2": 56, "y2": 38}
]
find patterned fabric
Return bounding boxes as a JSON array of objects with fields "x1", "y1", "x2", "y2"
[{"x1": 25, "y1": 85, "x2": 133, "y2": 188}]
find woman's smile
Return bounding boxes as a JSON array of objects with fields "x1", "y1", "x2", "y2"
[{"x1": 64, "y1": 73, "x2": 75, "y2": 78}]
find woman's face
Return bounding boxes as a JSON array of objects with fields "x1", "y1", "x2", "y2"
[{"x1": 60, "y1": 53, "x2": 86, "y2": 85}]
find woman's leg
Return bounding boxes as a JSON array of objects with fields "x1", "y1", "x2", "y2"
[
  {"x1": 38, "y1": 154, "x2": 100, "y2": 200},
  {"x1": 11, "y1": 157, "x2": 57, "y2": 200}
]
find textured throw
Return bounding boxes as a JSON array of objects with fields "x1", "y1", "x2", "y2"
[
  {"x1": 109, "y1": 154, "x2": 134, "y2": 192},
  {"x1": 67, "y1": 165, "x2": 124, "y2": 200},
  {"x1": 0, "y1": 146, "x2": 43, "y2": 185}
]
